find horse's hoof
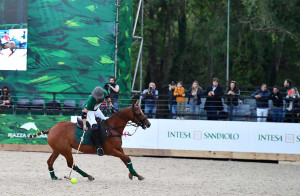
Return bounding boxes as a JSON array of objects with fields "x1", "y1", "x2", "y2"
[
  {"x1": 138, "y1": 175, "x2": 145, "y2": 181},
  {"x1": 88, "y1": 175, "x2": 95, "y2": 181},
  {"x1": 128, "y1": 173, "x2": 133, "y2": 180}
]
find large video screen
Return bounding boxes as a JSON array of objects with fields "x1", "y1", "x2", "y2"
[{"x1": 0, "y1": 0, "x2": 27, "y2": 71}]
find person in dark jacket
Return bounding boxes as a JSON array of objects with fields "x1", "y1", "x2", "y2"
[
  {"x1": 251, "y1": 83, "x2": 271, "y2": 122},
  {"x1": 269, "y1": 86, "x2": 283, "y2": 122},
  {"x1": 168, "y1": 81, "x2": 177, "y2": 119},
  {"x1": 295, "y1": 100, "x2": 300, "y2": 123},
  {"x1": 283, "y1": 79, "x2": 294, "y2": 96},
  {"x1": 107, "y1": 76, "x2": 120, "y2": 110},
  {"x1": 186, "y1": 81, "x2": 204, "y2": 120},
  {"x1": 0, "y1": 86, "x2": 13, "y2": 114},
  {"x1": 225, "y1": 81, "x2": 240, "y2": 120},
  {"x1": 204, "y1": 78, "x2": 224, "y2": 120},
  {"x1": 284, "y1": 87, "x2": 299, "y2": 123}
]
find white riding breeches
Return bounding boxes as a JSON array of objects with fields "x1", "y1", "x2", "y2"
[{"x1": 87, "y1": 108, "x2": 106, "y2": 126}]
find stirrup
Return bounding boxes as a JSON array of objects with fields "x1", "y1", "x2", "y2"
[{"x1": 97, "y1": 148, "x2": 104, "y2": 156}]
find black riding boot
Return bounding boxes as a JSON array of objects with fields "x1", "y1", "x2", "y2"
[{"x1": 91, "y1": 124, "x2": 104, "y2": 156}]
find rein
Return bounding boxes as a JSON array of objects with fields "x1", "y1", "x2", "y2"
[{"x1": 105, "y1": 106, "x2": 145, "y2": 137}]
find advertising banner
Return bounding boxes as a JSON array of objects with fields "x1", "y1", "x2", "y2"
[
  {"x1": 2, "y1": 115, "x2": 300, "y2": 155},
  {"x1": 122, "y1": 119, "x2": 159, "y2": 149},
  {"x1": 0, "y1": 0, "x2": 28, "y2": 71},
  {"x1": 122, "y1": 119, "x2": 300, "y2": 155},
  {"x1": 0, "y1": 114, "x2": 69, "y2": 145},
  {"x1": 0, "y1": 0, "x2": 133, "y2": 100}
]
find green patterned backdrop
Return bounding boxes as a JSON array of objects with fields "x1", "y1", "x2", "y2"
[
  {"x1": 0, "y1": 0, "x2": 132, "y2": 99},
  {"x1": 0, "y1": 0, "x2": 133, "y2": 144}
]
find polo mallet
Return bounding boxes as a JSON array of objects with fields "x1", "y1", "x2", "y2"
[
  {"x1": 67, "y1": 130, "x2": 86, "y2": 179},
  {"x1": 64, "y1": 176, "x2": 72, "y2": 180}
]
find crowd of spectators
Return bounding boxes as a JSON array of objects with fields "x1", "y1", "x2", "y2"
[
  {"x1": 141, "y1": 78, "x2": 300, "y2": 123},
  {"x1": 1, "y1": 78, "x2": 300, "y2": 123}
]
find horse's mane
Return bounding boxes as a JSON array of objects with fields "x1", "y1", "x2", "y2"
[{"x1": 106, "y1": 106, "x2": 130, "y2": 120}]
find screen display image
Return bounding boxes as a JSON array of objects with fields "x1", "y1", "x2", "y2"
[{"x1": 0, "y1": 0, "x2": 27, "y2": 71}]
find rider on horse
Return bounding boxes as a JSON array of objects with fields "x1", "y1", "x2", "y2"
[{"x1": 82, "y1": 86, "x2": 113, "y2": 156}]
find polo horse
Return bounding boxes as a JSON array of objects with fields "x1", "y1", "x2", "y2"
[
  {"x1": 29, "y1": 101, "x2": 151, "y2": 181},
  {"x1": 0, "y1": 41, "x2": 16, "y2": 56}
]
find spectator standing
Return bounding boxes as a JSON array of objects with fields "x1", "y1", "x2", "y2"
[
  {"x1": 269, "y1": 86, "x2": 283, "y2": 122},
  {"x1": 174, "y1": 81, "x2": 185, "y2": 120},
  {"x1": 295, "y1": 99, "x2": 300, "y2": 123},
  {"x1": 141, "y1": 82, "x2": 158, "y2": 118},
  {"x1": 3, "y1": 31, "x2": 10, "y2": 42},
  {"x1": 251, "y1": 83, "x2": 271, "y2": 122},
  {"x1": 284, "y1": 87, "x2": 299, "y2": 123},
  {"x1": 284, "y1": 79, "x2": 294, "y2": 96},
  {"x1": 107, "y1": 77, "x2": 120, "y2": 110},
  {"x1": 225, "y1": 81, "x2": 240, "y2": 120},
  {"x1": 0, "y1": 86, "x2": 12, "y2": 113},
  {"x1": 204, "y1": 78, "x2": 224, "y2": 120},
  {"x1": 168, "y1": 81, "x2": 177, "y2": 119},
  {"x1": 186, "y1": 81, "x2": 204, "y2": 120}
]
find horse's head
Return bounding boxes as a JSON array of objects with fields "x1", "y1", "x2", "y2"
[{"x1": 130, "y1": 100, "x2": 151, "y2": 129}]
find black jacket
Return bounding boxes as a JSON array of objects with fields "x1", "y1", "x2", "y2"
[
  {"x1": 225, "y1": 88, "x2": 240, "y2": 106},
  {"x1": 251, "y1": 89, "x2": 271, "y2": 108},
  {"x1": 204, "y1": 85, "x2": 224, "y2": 111},
  {"x1": 186, "y1": 87, "x2": 204, "y2": 105},
  {"x1": 169, "y1": 88, "x2": 177, "y2": 105},
  {"x1": 269, "y1": 92, "x2": 283, "y2": 107}
]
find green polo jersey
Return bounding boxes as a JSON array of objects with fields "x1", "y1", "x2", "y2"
[{"x1": 83, "y1": 91, "x2": 107, "y2": 111}]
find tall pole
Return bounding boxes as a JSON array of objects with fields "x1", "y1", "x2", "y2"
[
  {"x1": 226, "y1": 0, "x2": 230, "y2": 85},
  {"x1": 139, "y1": 0, "x2": 143, "y2": 92},
  {"x1": 114, "y1": 0, "x2": 119, "y2": 78}
]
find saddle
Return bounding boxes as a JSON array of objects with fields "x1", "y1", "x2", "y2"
[
  {"x1": 76, "y1": 117, "x2": 107, "y2": 146},
  {"x1": 77, "y1": 117, "x2": 91, "y2": 129}
]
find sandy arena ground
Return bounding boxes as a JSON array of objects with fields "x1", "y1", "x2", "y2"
[{"x1": 1, "y1": 151, "x2": 300, "y2": 196}]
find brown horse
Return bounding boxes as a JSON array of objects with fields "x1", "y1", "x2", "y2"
[
  {"x1": 29, "y1": 101, "x2": 151, "y2": 181},
  {"x1": 0, "y1": 41, "x2": 16, "y2": 55}
]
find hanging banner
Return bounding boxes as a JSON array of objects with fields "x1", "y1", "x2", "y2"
[{"x1": 0, "y1": 0, "x2": 28, "y2": 71}]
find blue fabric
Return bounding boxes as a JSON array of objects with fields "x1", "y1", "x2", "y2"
[
  {"x1": 112, "y1": 101, "x2": 119, "y2": 110},
  {"x1": 144, "y1": 105, "x2": 156, "y2": 118},
  {"x1": 272, "y1": 108, "x2": 283, "y2": 122},
  {"x1": 251, "y1": 89, "x2": 271, "y2": 108},
  {"x1": 168, "y1": 104, "x2": 177, "y2": 119},
  {"x1": 189, "y1": 104, "x2": 200, "y2": 119},
  {"x1": 227, "y1": 105, "x2": 238, "y2": 121},
  {"x1": 141, "y1": 89, "x2": 159, "y2": 106}
]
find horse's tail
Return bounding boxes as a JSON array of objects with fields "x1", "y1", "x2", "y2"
[{"x1": 29, "y1": 130, "x2": 50, "y2": 139}]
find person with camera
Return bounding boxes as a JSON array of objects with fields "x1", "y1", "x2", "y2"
[
  {"x1": 141, "y1": 82, "x2": 159, "y2": 118},
  {"x1": 82, "y1": 86, "x2": 113, "y2": 156},
  {"x1": 105, "y1": 77, "x2": 120, "y2": 110}
]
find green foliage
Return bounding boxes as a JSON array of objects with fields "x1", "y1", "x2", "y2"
[{"x1": 133, "y1": 0, "x2": 300, "y2": 89}]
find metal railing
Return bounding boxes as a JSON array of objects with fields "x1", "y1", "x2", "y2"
[{"x1": 0, "y1": 90, "x2": 299, "y2": 123}]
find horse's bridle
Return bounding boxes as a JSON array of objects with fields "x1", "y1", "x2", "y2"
[
  {"x1": 130, "y1": 105, "x2": 148, "y2": 129},
  {"x1": 105, "y1": 105, "x2": 148, "y2": 137}
]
